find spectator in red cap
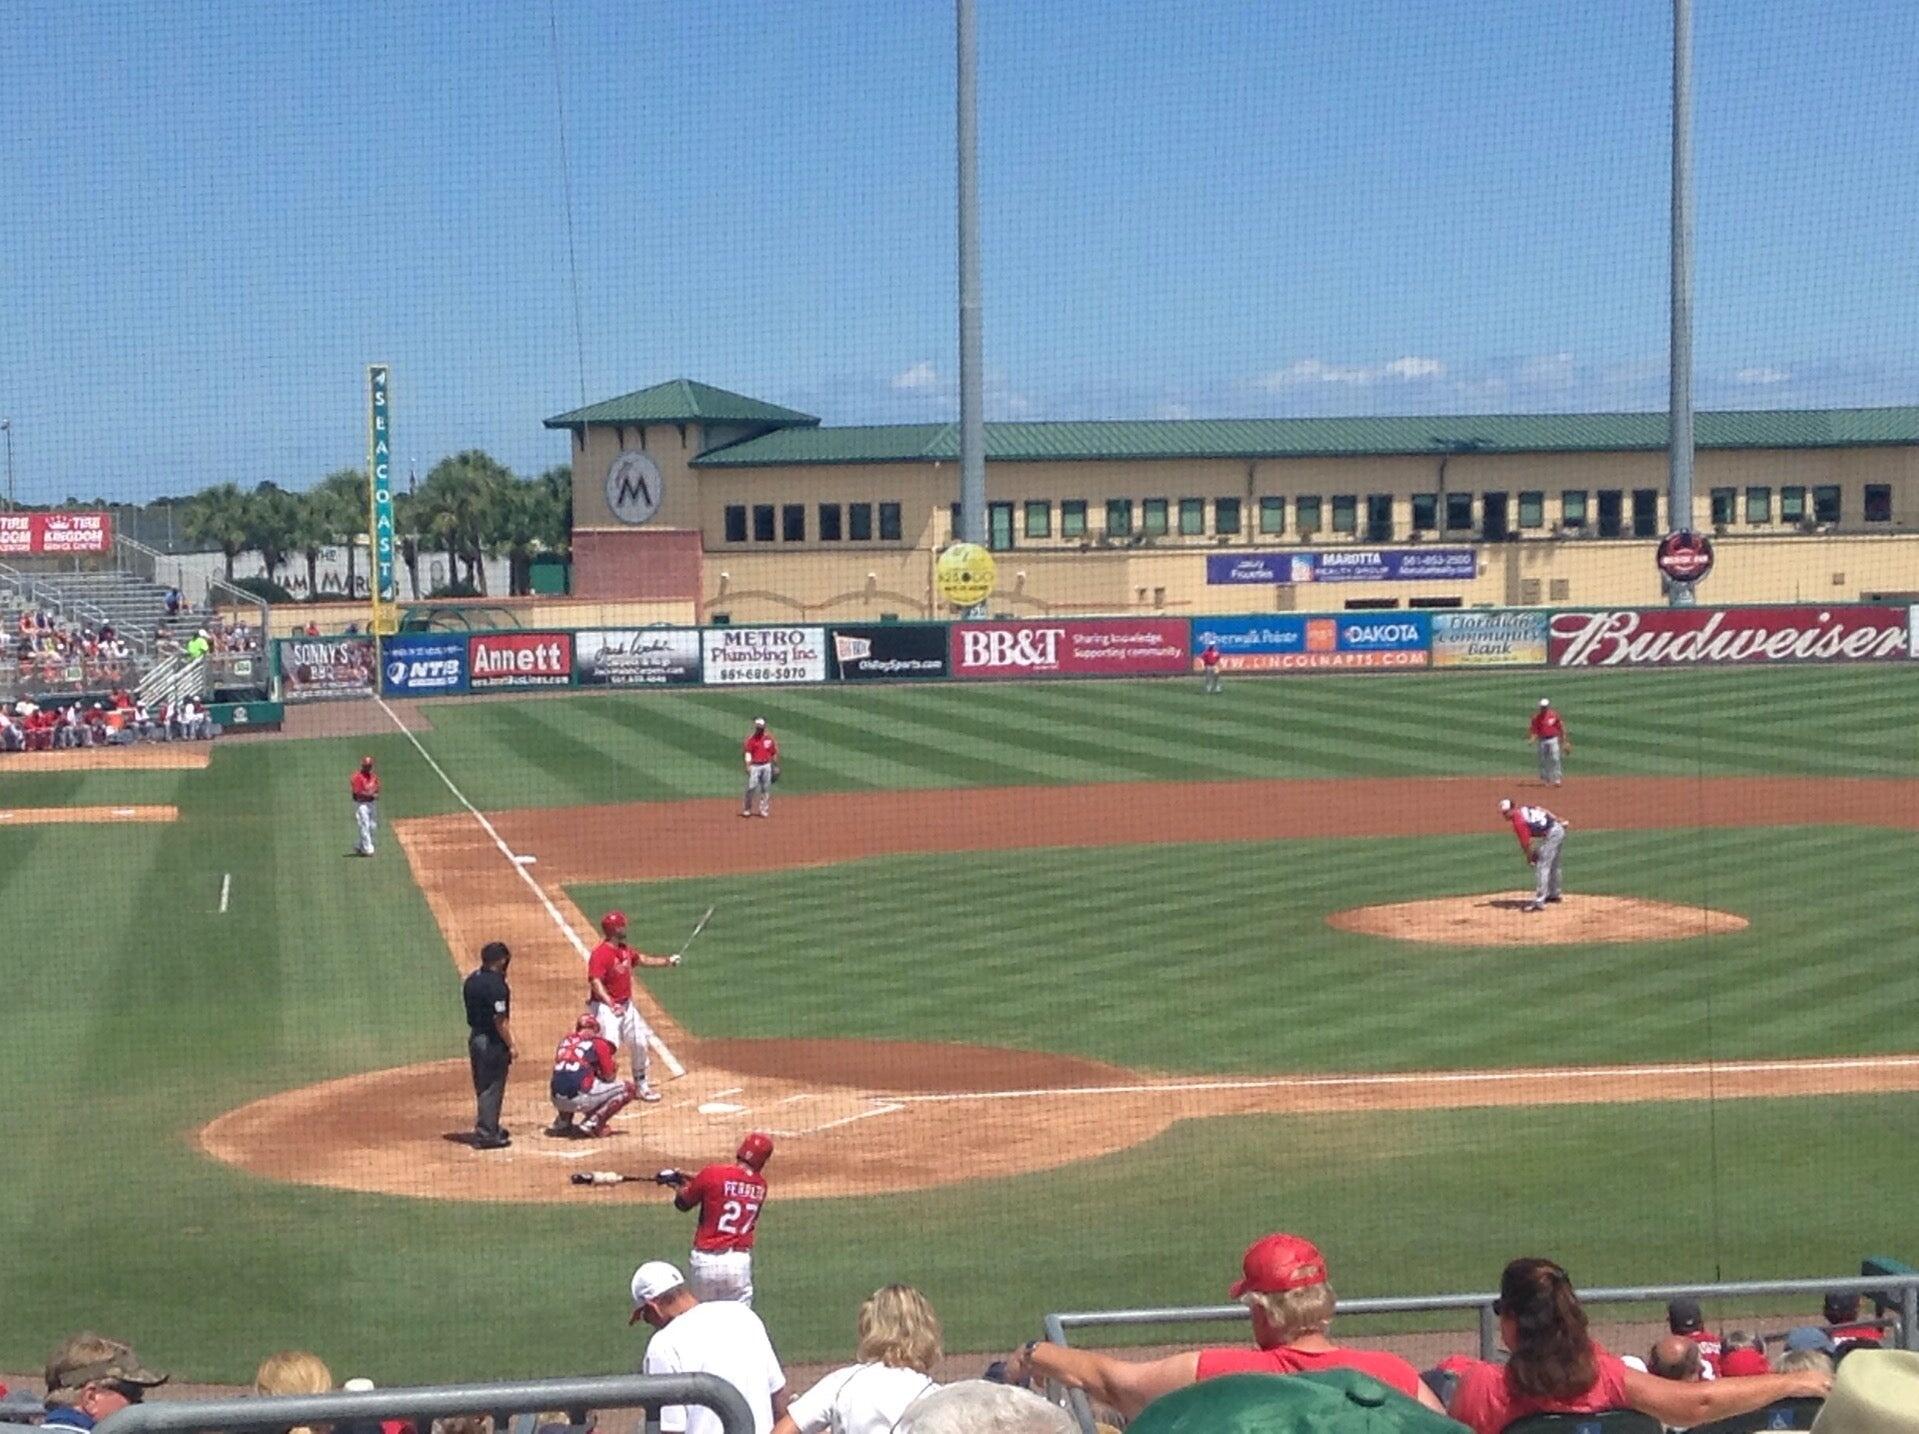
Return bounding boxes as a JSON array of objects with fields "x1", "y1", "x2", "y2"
[{"x1": 1000, "y1": 1234, "x2": 1444, "y2": 1419}]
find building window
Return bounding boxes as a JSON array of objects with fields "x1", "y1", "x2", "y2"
[
  {"x1": 1743, "y1": 487, "x2": 1770, "y2": 525},
  {"x1": 1178, "y1": 497, "x2": 1205, "y2": 535},
  {"x1": 1142, "y1": 498, "x2": 1168, "y2": 537},
  {"x1": 1632, "y1": 489, "x2": 1659, "y2": 538},
  {"x1": 1258, "y1": 496, "x2": 1285, "y2": 535},
  {"x1": 1780, "y1": 486, "x2": 1806, "y2": 522},
  {"x1": 1296, "y1": 495, "x2": 1322, "y2": 534},
  {"x1": 949, "y1": 502, "x2": 962, "y2": 538},
  {"x1": 1518, "y1": 491, "x2": 1545, "y2": 529},
  {"x1": 1058, "y1": 500, "x2": 1087, "y2": 538},
  {"x1": 848, "y1": 502, "x2": 873, "y2": 541},
  {"x1": 1710, "y1": 488, "x2": 1735, "y2": 526},
  {"x1": 1865, "y1": 484, "x2": 1892, "y2": 522},
  {"x1": 752, "y1": 504, "x2": 775, "y2": 542},
  {"x1": 1411, "y1": 493, "x2": 1437, "y2": 532},
  {"x1": 1562, "y1": 491, "x2": 1588, "y2": 528},
  {"x1": 724, "y1": 505, "x2": 747, "y2": 543},
  {"x1": 1215, "y1": 497, "x2": 1242, "y2": 535},
  {"x1": 1444, "y1": 492, "x2": 1473, "y2": 532},
  {"x1": 1331, "y1": 495, "x2": 1357, "y2": 534},
  {"x1": 879, "y1": 502, "x2": 902, "y2": 541},
  {"x1": 1813, "y1": 485, "x2": 1841, "y2": 524},
  {"x1": 1024, "y1": 500, "x2": 1051, "y2": 539},
  {"x1": 818, "y1": 503, "x2": 843, "y2": 541},
  {"x1": 1106, "y1": 499, "x2": 1134, "y2": 537},
  {"x1": 782, "y1": 504, "x2": 805, "y2": 542}
]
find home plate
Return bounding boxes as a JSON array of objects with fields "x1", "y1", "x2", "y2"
[
  {"x1": 699, "y1": 1101, "x2": 746, "y2": 1116},
  {"x1": 513, "y1": 854, "x2": 537, "y2": 865}
]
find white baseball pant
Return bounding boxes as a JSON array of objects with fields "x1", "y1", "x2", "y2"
[
  {"x1": 590, "y1": 999, "x2": 654, "y2": 1086},
  {"x1": 552, "y1": 1077, "x2": 635, "y2": 1132},
  {"x1": 688, "y1": 1248, "x2": 755, "y2": 1307},
  {"x1": 743, "y1": 763, "x2": 773, "y2": 816},
  {"x1": 354, "y1": 800, "x2": 378, "y2": 855}
]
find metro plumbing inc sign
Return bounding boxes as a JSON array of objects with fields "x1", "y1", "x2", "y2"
[
  {"x1": 949, "y1": 619, "x2": 1189, "y2": 679},
  {"x1": 1549, "y1": 606, "x2": 1909, "y2": 668},
  {"x1": 467, "y1": 631, "x2": 574, "y2": 688}
]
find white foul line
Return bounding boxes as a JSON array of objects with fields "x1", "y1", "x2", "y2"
[
  {"x1": 218, "y1": 872, "x2": 231, "y2": 914},
  {"x1": 766, "y1": 1102, "x2": 906, "y2": 1138},
  {"x1": 375, "y1": 695, "x2": 686, "y2": 1079},
  {"x1": 878, "y1": 1054, "x2": 1919, "y2": 1105}
]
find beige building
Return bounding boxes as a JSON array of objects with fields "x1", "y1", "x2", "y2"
[{"x1": 547, "y1": 380, "x2": 1919, "y2": 620}]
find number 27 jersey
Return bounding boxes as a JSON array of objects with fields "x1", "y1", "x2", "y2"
[{"x1": 685, "y1": 1162, "x2": 768, "y2": 1252}]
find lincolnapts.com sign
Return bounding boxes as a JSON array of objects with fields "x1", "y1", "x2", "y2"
[{"x1": 1550, "y1": 606, "x2": 1909, "y2": 668}]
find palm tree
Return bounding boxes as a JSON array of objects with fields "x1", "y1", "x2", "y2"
[
  {"x1": 491, "y1": 469, "x2": 572, "y2": 594},
  {"x1": 314, "y1": 467, "x2": 369, "y2": 596},
  {"x1": 415, "y1": 451, "x2": 510, "y2": 594},
  {"x1": 243, "y1": 483, "x2": 301, "y2": 583},
  {"x1": 394, "y1": 490, "x2": 424, "y2": 599},
  {"x1": 290, "y1": 490, "x2": 335, "y2": 598},
  {"x1": 183, "y1": 482, "x2": 251, "y2": 580}
]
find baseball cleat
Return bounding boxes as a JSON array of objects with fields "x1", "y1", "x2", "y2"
[
  {"x1": 637, "y1": 1084, "x2": 663, "y2": 1103},
  {"x1": 1545, "y1": 895, "x2": 1563, "y2": 904},
  {"x1": 1522, "y1": 902, "x2": 1545, "y2": 912}
]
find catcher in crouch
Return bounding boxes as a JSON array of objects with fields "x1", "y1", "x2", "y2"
[
  {"x1": 657, "y1": 1132, "x2": 774, "y2": 1306},
  {"x1": 547, "y1": 1013, "x2": 636, "y2": 1138}
]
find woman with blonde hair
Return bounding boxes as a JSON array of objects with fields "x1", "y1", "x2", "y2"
[
  {"x1": 254, "y1": 1351, "x2": 335, "y2": 1434},
  {"x1": 773, "y1": 1285, "x2": 941, "y2": 1434}
]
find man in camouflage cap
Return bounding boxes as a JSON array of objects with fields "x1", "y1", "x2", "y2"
[{"x1": 40, "y1": 1333, "x2": 168, "y2": 1432}]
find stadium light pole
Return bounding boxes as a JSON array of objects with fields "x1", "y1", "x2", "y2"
[
  {"x1": 955, "y1": 0, "x2": 986, "y2": 549},
  {"x1": 1668, "y1": 0, "x2": 1696, "y2": 606},
  {"x1": 1, "y1": 419, "x2": 13, "y2": 510}
]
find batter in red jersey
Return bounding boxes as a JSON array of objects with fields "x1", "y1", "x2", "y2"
[
  {"x1": 1529, "y1": 698, "x2": 1571, "y2": 786},
  {"x1": 1499, "y1": 797, "x2": 1568, "y2": 912},
  {"x1": 546, "y1": 1012, "x2": 637, "y2": 1138},
  {"x1": 741, "y1": 718, "x2": 778, "y2": 818},
  {"x1": 658, "y1": 1132, "x2": 773, "y2": 1306},
  {"x1": 587, "y1": 911, "x2": 677, "y2": 1103}
]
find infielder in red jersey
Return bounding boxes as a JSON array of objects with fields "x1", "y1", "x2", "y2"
[
  {"x1": 547, "y1": 1012, "x2": 636, "y2": 1138},
  {"x1": 741, "y1": 718, "x2": 778, "y2": 818},
  {"x1": 1529, "y1": 698, "x2": 1571, "y2": 786},
  {"x1": 1499, "y1": 797, "x2": 1568, "y2": 912},
  {"x1": 659, "y1": 1132, "x2": 773, "y2": 1307},
  {"x1": 349, "y1": 756, "x2": 380, "y2": 856},
  {"x1": 587, "y1": 910, "x2": 677, "y2": 1102}
]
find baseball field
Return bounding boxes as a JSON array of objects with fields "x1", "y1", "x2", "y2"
[{"x1": 6, "y1": 665, "x2": 1919, "y2": 1384}]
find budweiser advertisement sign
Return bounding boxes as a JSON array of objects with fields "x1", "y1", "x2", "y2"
[
  {"x1": 950, "y1": 619, "x2": 1190, "y2": 679},
  {"x1": 1550, "y1": 606, "x2": 1909, "y2": 668},
  {"x1": 1655, "y1": 530, "x2": 1714, "y2": 584}
]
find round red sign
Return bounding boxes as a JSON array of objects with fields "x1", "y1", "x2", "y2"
[{"x1": 1656, "y1": 530, "x2": 1714, "y2": 583}]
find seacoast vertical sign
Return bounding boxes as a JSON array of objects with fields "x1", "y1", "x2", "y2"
[{"x1": 367, "y1": 365, "x2": 398, "y2": 635}]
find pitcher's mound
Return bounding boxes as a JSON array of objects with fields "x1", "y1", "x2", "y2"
[{"x1": 1328, "y1": 892, "x2": 1748, "y2": 947}]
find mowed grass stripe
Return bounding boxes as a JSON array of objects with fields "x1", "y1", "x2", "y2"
[
  {"x1": 579, "y1": 825, "x2": 1918, "y2": 1073},
  {"x1": 843, "y1": 686, "x2": 1144, "y2": 785}
]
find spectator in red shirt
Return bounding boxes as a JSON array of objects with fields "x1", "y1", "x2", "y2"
[
  {"x1": 1824, "y1": 1292, "x2": 1885, "y2": 1346},
  {"x1": 1004, "y1": 1234, "x2": 1445, "y2": 1419},
  {"x1": 1447, "y1": 1259, "x2": 1825, "y2": 1434}
]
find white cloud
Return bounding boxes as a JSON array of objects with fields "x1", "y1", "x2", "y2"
[
  {"x1": 1382, "y1": 355, "x2": 1446, "y2": 380},
  {"x1": 1735, "y1": 366, "x2": 1790, "y2": 385},
  {"x1": 1156, "y1": 401, "x2": 1193, "y2": 420},
  {"x1": 890, "y1": 360, "x2": 938, "y2": 391},
  {"x1": 1257, "y1": 355, "x2": 1449, "y2": 391}
]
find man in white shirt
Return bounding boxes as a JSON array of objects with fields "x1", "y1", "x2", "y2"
[{"x1": 631, "y1": 1259, "x2": 787, "y2": 1434}]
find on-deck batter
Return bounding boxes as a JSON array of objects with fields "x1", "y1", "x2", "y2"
[
  {"x1": 587, "y1": 910, "x2": 678, "y2": 1103},
  {"x1": 660, "y1": 1132, "x2": 773, "y2": 1307}
]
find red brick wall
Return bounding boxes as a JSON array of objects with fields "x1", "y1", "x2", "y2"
[{"x1": 571, "y1": 529, "x2": 704, "y2": 602}]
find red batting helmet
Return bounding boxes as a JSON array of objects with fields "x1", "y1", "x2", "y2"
[
  {"x1": 601, "y1": 911, "x2": 627, "y2": 936},
  {"x1": 576, "y1": 1012, "x2": 601, "y2": 1035},
  {"x1": 737, "y1": 1132, "x2": 774, "y2": 1170}
]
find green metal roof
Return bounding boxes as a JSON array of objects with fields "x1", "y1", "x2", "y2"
[
  {"x1": 692, "y1": 406, "x2": 1919, "y2": 467},
  {"x1": 544, "y1": 379, "x2": 818, "y2": 430}
]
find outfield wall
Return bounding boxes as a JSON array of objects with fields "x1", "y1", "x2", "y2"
[{"x1": 274, "y1": 602, "x2": 1919, "y2": 701}]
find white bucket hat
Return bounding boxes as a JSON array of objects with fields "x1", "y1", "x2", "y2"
[{"x1": 1810, "y1": 1350, "x2": 1919, "y2": 1434}]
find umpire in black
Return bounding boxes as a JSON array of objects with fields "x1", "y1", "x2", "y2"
[{"x1": 462, "y1": 941, "x2": 517, "y2": 1149}]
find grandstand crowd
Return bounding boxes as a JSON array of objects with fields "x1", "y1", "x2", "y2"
[{"x1": 3, "y1": 1242, "x2": 1912, "y2": 1434}]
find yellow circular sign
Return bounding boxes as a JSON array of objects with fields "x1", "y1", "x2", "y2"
[{"x1": 935, "y1": 542, "x2": 997, "y2": 608}]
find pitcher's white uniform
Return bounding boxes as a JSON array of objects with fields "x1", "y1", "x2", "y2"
[{"x1": 1501, "y1": 798, "x2": 1567, "y2": 911}]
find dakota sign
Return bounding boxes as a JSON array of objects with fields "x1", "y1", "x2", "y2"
[
  {"x1": 1549, "y1": 606, "x2": 1909, "y2": 668},
  {"x1": 949, "y1": 619, "x2": 1189, "y2": 678},
  {"x1": 467, "y1": 632, "x2": 574, "y2": 688}
]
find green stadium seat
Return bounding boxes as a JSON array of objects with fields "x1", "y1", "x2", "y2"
[
  {"x1": 1687, "y1": 1397, "x2": 1823, "y2": 1433},
  {"x1": 1500, "y1": 1413, "x2": 1661, "y2": 1434}
]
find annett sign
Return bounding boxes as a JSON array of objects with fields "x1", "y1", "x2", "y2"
[
  {"x1": 1550, "y1": 606, "x2": 1909, "y2": 669},
  {"x1": 467, "y1": 632, "x2": 574, "y2": 687}
]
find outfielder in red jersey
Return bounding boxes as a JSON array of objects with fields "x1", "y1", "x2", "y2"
[
  {"x1": 350, "y1": 756, "x2": 380, "y2": 856},
  {"x1": 587, "y1": 910, "x2": 677, "y2": 1102},
  {"x1": 547, "y1": 1012, "x2": 636, "y2": 1138},
  {"x1": 661, "y1": 1132, "x2": 773, "y2": 1307},
  {"x1": 1529, "y1": 698, "x2": 1571, "y2": 786}
]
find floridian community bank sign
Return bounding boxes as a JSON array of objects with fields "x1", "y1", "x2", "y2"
[{"x1": 1206, "y1": 548, "x2": 1477, "y2": 585}]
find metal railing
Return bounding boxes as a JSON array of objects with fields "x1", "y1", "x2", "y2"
[
  {"x1": 1043, "y1": 1273, "x2": 1919, "y2": 1434},
  {"x1": 94, "y1": 1372, "x2": 753, "y2": 1434}
]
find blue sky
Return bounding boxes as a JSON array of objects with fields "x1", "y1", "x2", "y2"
[{"x1": 1, "y1": 0, "x2": 1915, "y2": 501}]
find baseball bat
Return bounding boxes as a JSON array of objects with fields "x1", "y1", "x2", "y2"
[
  {"x1": 570, "y1": 1170, "x2": 682, "y2": 1187},
  {"x1": 674, "y1": 906, "x2": 715, "y2": 960}
]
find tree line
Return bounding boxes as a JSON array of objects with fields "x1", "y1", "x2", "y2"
[{"x1": 178, "y1": 453, "x2": 570, "y2": 599}]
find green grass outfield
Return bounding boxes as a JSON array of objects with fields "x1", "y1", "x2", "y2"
[{"x1": 3, "y1": 666, "x2": 1918, "y2": 1383}]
